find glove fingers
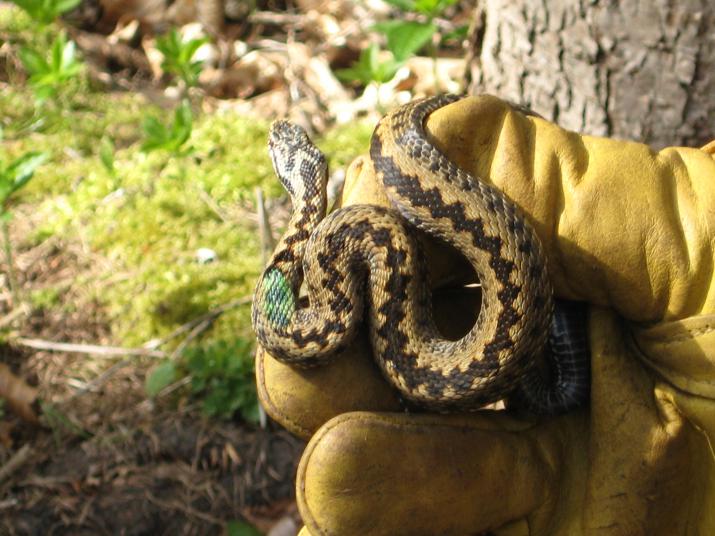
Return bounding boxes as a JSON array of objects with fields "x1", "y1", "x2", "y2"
[
  {"x1": 256, "y1": 331, "x2": 402, "y2": 440},
  {"x1": 339, "y1": 96, "x2": 715, "y2": 322},
  {"x1": 257, "y1": 288, "x2": 481, "y2": 438},
  {"x1": 298, "y1": 411, "x2": 585, "y2": 536}
]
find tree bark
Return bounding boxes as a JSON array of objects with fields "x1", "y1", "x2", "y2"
[{"x1": 468, "y1": 0, "x2": 714, "y2": 148}]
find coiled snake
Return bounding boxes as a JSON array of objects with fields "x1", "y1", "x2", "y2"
[{"x1": 252, "y1": 94, "x2": 590, "y2": 414}]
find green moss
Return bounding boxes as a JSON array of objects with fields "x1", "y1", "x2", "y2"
[
  {"x1": 48, "y1": 108, "x2": 279, "y2": 344},
  {"x1": 0, "y1": 5, "x2": 54, "y2": 42},
  {"x1": 1, "y1": 90, "x2": 157, "y2": 201},
  {"x1": 29, "y1": 286, "x2": 61, "y2": 310},
  {"x1": 0, "y1": 4, "x2": 32, "y2": 31},
  {"x1": 316, "y1": 120, "x2": 374, "y2": 170},
  {"x1": 1, "y1": 64, "x2": 377, "y2": 349}
]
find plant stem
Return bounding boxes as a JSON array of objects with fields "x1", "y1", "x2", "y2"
[{"x1": 1, "y1": 217, "x2": 20, "y2": 308}]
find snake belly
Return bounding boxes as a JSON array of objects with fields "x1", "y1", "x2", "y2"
[{"x1": 252, "y1": 95, "x2": 590, "y2": 413}]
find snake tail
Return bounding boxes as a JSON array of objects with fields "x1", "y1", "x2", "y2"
[{"x1": 512, "y1": 299, "x2": 591, "y2": 414}]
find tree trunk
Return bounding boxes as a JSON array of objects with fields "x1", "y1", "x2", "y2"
[{"x1": 467, "y1": 0, "x2": 714, "y2": 148}]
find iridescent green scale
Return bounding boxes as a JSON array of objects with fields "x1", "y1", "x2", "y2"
[{"x1": 262, "y1": 268, "x2": 296, "y2": 328}]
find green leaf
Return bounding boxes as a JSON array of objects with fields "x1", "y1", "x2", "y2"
[
  {"x1": 413, "y1": 0, "x2": 457, "y2": 16},
  {"x1": 441, "y1": 24, "x2": 469, "y2": 43},
  {"x1": 173, "y1": 101, "x2": 193, "y2": 137},
  {"x1": 0, "y1": 152, "x2": 48, "y2": 204},
  {"x1": 336, "y1": 43, "x2": 400, "y2": 85},
  {"x1": 225, "y1": 520, "x2": 263, "y2": 536},
  {"x1": 181, "y1": 37, "x2": 209, "y2": 64},
  {"x1": 168, "y1": 102, "x2": 193, "y2": 152},
  {"x1": 19, "y1": 33, "x2": 82, "y2": 101},
  {"x1": 19, "y1": 46, "x2": 49, "y2": 75},
  {"x1": 32, "y1": 83, "x2": 56, "y2": 102},
  {"x1": 11, "y1": 0, "x2": 81, "y2": 22},
  {"x1": 141, "y1": 115, "x2": 169, "y2": 152},
  {"x1": 99, "y1": 136, "x2": 115, "y2": 174},
  {"x1": 51, "y1": 32, "x2": 65, "y2": 71},
  {"x1": 374, "y1": 20, "x2": 436, "y2": 62},
  {"x1": 10, "y1": 0, "x2": 50, "y2": 23},
  {"x1": 142, "y1": 115, "x2": 167, "y2": 140},
  {"x1": 145, "y1": 361, "x2": 177, "y2": 397},
  {"x1": 335, "y1": 46, "x2": 375, "y2": 84},
  {"x1": 156, "y1": 28, "x2": 208, "y2": 87},
  {"x1": 141, "y1": 102, "x2": 193, "y2": 153},
  {"x1": 382, "y1": 0, "x2": 415, "y2": 11},
  {"x1": 54, "y1": 0, "x2": 82, "y2": 13},
  {"x1": 156, "y1": 29, "x2": 182, "y2": 58}
]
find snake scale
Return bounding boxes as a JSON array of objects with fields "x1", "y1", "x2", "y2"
[{"x1": 252, "y1": 94, "x2": 590, "y2": 414}]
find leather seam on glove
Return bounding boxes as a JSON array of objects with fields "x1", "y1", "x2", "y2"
[{"x1": 302, "y1": 411, "x2": 538, "y2": 434}]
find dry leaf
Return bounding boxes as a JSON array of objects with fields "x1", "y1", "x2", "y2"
[
  {"x1": 0, "y1": 363, "x2": 38, "y2": 424},
  {"x1": 201, "y1": 51, "x2": 284, "y2": 98},
  {"x1": 403, "y1": 56, "x2": 467, "y2": 96}
]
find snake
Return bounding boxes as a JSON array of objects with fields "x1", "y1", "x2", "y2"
[{"x1": 252, "y1": 94, "x2": 590, "y2": 414}]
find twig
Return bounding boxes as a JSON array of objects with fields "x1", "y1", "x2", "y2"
[
  {"x1": 156, "y1": 375, "x2": 192, "y2": 399},
  {"x1": 255, "y1": 187, "x2": 275, "y2": 266},
  {"x1": 143, "y1": 296, "x2": 252, "y2": 350},
  {"x1": 248, "y1": 10, "x2": 306, "y2": 27},
  {"x1": 1, "y1": 218, "x2": 20, "y2": 308},
  {"x1": 136, "y1": 375, "x2": 193, "y2": 412},
  {"x1": 0, "y1": 304, "x2": 29, "y2": 329},
  {"x1": 144, "y1": 490, "x2": 225, "y2": 525},
  {"x1": 196, "y1": 187, "x2": 231, "y2": 224},
  {"x1": 0, "y1": 444, "x2": 33, "y2": 484},
  {"x1": 169, "y1": 318, "x2": 213, "y2": 360},
  {"x1": 0, "y1": 498, "x2": 19, "y2": 510},
  {"x1": 14, "y1": 338, "x2": 167, "y2": 359},
  {"x1": 63, "y1": 358, "x2": 132, "y2": 402}
]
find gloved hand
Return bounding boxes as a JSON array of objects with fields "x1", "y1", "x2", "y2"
[{"x1": 256, "y1": 96, "x2": 715, "y2": 535}]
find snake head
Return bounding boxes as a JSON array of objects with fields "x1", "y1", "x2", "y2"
[{"x1": 268, "y1": 120, "x2": 327, "y2": 199}]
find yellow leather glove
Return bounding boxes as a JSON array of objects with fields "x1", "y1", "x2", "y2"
[{"x1": 256, "y1": 96, "x2": 715, "y2": 535}]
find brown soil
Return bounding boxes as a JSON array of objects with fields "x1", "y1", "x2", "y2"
[{"x1": 0, "y1": 208, "x2": 304, "y2": 535}]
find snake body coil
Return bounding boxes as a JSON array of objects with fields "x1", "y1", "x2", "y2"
[{"x1": 252, "y1": 95, "x2": 590, "y2": 413}]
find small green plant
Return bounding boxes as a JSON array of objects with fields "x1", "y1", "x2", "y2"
[
  {"x1": 0, "y1": 149, "x2": 47, "y2": 306},
  {"x1": 184, "y1": 339, "x2": 259, "y2": 422},
  {"x1": 29, "y1": 286, "x2": 61, "y2": 310},
  {"x1": 336, "y1": 42, "x2": 401, "y2": 86},
  {"x1": 225, "y1": 520, "x2": 263, "y2": 536},
  {"x1": 338, "y1": 0, "x2": 464, "y2": 90},
  {"x1": 19, "y1": 31, "x2": 82, "y2": 102},
  {"x1": 98, "y1": 135, "x2": 117, "y2": 178},
  {"x1": 155, "y1": 28, "x2": 209, "y2": 90},
  {"x1": 10, "y1": 0, "x2": 81, "y2": 25},
  {"x1": 145, "y1": 338, "x2": 260, "y2": 423},
  {"x1": 145, "y1": 360, "x2": 178, "y2": 398},
  {"x1": 141, "y1": 100, "x2": 194, "y2": 154}
]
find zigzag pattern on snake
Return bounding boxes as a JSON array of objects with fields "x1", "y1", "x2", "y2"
[{"x1": 252, "y1": 94, "x2": 590, "y2": 413}]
